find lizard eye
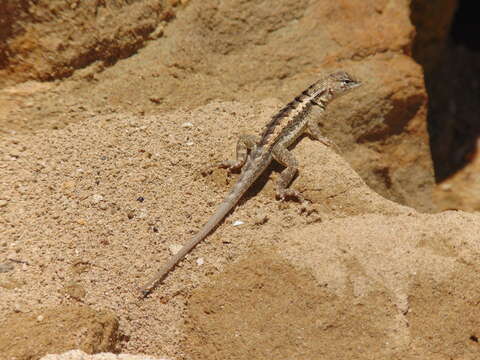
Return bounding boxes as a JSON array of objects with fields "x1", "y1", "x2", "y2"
[{"x1": 341, "y1": 78, "x2": 360, "y2": 88}]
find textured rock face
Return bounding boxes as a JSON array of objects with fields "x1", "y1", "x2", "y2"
[
  {"x1": 0, "y1": 0, "x2": 177, "y2": 85},
  {"x1": 186, "y1": 211, "x2": 480, "y2": 360},
  {"x1": 0, "y1": 306, "x2": 119, "y2": 360}
]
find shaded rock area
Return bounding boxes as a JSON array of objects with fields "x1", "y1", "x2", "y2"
[
  {"x1": 0, "y1": 306, "x2": 119, "y2": 360},
  {"x1": 412, "y1": 0, "x2": 480, "y2": 210},
  {"x1": 0, "y1": 0, "x2": 479, "y2": 360},
  {"x1": 410, "y1": 0, "x2": 458, "y2": 73}
]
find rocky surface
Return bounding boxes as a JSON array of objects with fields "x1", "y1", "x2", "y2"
[
  {"x1": 186, "y1": 212, "x2": 480, "y2": 359},
  {"x1": 0, "y1": 0, "x2": 180, "y2": 85}
]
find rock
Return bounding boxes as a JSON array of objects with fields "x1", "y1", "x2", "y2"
[
  {"x1": 186, "y1": 210, "x2": 480, "y2": 359},
  {"x1": 0, "y1": 1, "x2": 179, "y2": 84},
  {"x1": 91, "y1": 194, "x2": 104, "y2": 204},
  {"x1": 0, "y1": 306, "x2": 119, "y2": 360}
]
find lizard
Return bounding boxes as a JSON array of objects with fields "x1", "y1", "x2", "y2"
[{"x1": 140, "y1": 71, "x2": 361, "y2": 297}]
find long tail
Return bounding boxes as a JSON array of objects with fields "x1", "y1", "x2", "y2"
[{"x1": 139, "y1": 172, "x2": 254, "y2": 297}]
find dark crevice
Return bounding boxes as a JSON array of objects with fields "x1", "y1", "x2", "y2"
[
  {"x1": 451, "y1": 2, "x2": 480, "y2": 51},
  {"x1": 411, "y1": 0, "x2": 480, "y2": 181}
]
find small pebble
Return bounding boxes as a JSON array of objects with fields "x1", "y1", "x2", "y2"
[
  {"x1": 149, "y1": 24, "x2": 165, "y2": 40},
  {"x1": 254, "y1": 214, "x2": 269, "y2": 225},
  {"x1": 37, "y1": 315, "x2": 44, "y2": 322},
  {"x1": 169, "y1": 244, "x2": 183, "y2": 254},
  {"x1": 91, "y1": 194, "x2": 103, "y2": 203},
  {"x1": 0, "y1": 199, "x2": 8, "y2": 207},
  {"x1": 181, "y1": 122, "x2": 193, "y2": 128},
  {"x1": 196, "y1": 258, "x2": 204, "y2": 266},
  {"x1": 440, "y1": 183, "x2": 452, "y2": 191},
  {"x1": 232, "y1": 220, "x2": 244, "y2": 227},
  {"x1": 138, "y1": 209, "x2": 148, "y2": 219},
  {"x1": 149, "y1": 96, "x2": 162, "y2": 104}
]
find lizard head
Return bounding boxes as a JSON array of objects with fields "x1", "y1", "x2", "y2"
[
  {"x1": 326, "y1": 71, "x2": 361, "y2": 96},
  {"x1": 313, "y1": 71, "x2": 361, "y2": 104}
]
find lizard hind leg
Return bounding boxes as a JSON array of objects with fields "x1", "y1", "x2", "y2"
[
  {"x1": 271, "y1": 143, "x2": 306, "y2": 203},
  {"x1": 219, "y1": 134, "x2": 259, "y2": 171}
]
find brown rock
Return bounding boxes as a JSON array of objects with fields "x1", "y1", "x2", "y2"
[
  {"x1": 0, "y1": 305, "x2": 119, "y2": 360},
  {"x1": 0, "y1": 0, "x2": 179, "y2": 85},
  {"x1": 321, "y1": 56, "x2": 434, "y2": 212}
]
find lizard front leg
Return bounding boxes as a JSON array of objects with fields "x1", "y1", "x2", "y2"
[
  {"x1": 306, "y1": 118, "x2": 339, "y2": 151},
  {"x1": 220, "y1": 134, "x2": 259, "y2": 171},
  {"x1": 271, "y1": 143, "x2": 305, "y2": 202}
]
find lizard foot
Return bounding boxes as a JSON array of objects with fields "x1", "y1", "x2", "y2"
[
  {"x1": 276, "y1": 188, "x2": 306, "y2": 203},
  {"x1": 218, "y1": 160, "x2": 243, "y2": 173}
]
